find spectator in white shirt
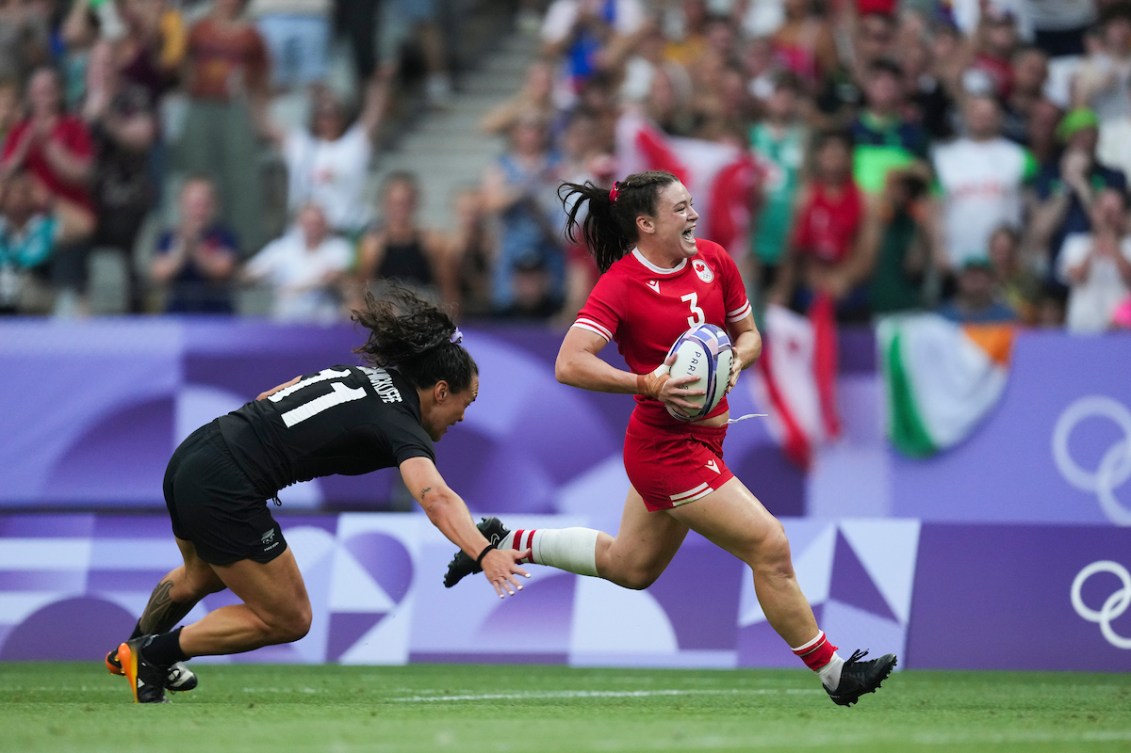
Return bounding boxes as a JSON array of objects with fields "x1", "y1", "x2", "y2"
[
  {"x1": 932, "y1": 94, "x2": 1035, "y2": 275},
  {"x1": 265, "y1": 70, "x2": 390, "y2": 238},
  {"x1": 241, "y1": 201, "x2": 354, "y2": 323},
  {"x1": 1057, "y1": 186, "x2": 1131, "y2": 332}
]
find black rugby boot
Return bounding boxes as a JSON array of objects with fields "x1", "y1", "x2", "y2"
[
  {"x1": 117, "y1": 637, "x2": 170, "y2": 704},
  {"x1": 825, "y1": 650, "x2": 897, "y2": 707},
  {"x1": 443, "y1": 517, "x2": 510, "y2": 588},
  {"x1": 106, "y1": 646, "x2": 198, "y2": 692}
]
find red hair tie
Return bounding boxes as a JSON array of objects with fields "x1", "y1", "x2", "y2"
[{"x1": 608, "y1": 181, "x2": 620, "y2": 204}]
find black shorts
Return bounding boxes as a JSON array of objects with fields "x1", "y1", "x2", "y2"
[{"x1": 162, "y1": 420, "x2": 288, "y2": 566}]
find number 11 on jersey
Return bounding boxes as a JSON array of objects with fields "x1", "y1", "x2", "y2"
[{"x1": 269, "y1": 368, "x2": 366, "y2": 427}]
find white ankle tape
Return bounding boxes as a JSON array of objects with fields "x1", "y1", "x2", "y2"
[
  {"x1": 535, "y1": 527, "x2": 600, "y2": 577},
  {"x1": 503, "y1": 527, "x2": 601, "y2": 577}
]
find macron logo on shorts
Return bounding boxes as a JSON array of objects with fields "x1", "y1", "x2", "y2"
[{"x1": 705, "y1": 460, "x2": 719, "y2": 474}]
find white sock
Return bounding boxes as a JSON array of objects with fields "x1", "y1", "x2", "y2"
[
  {"x1": 818, "y1": 653, "x2": 846, "y2": 690},
  {"x1": 500, "y1": 527, "x2": 599, "y2": 577}
]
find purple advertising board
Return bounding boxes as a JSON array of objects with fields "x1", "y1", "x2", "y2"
[
  {"x1": 908, "y1": 524, "x2": 1131, "y2": 672},
  {"x1": 1, "y1": 512, "x2": 1127, "y2": 671}
]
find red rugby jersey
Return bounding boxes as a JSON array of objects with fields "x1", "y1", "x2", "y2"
[{"x1": 573, "y1": 239, "x2": 751, "y2": 426}]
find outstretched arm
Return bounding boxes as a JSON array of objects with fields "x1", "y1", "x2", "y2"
[
  {"x1": 399, "y1": 456, "x2": 529, "y2": 598},
  {"x1": 359, "y1": 67, "x2": 393, "y2": 142}
]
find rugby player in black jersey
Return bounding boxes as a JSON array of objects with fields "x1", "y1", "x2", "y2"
[{"x1": 107, "y1": 285, "x2": 531, "y2": 703}]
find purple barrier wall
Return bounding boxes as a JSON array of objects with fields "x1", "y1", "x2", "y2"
[
  {"x1": 1, "y1": 512, "x2": 1127, "y2": 671},
  {"x1": 908, "y1": 524, "x2": 1131, "y2": 671}
]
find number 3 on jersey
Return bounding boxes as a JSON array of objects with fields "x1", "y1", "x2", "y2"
[
  {"x1": 681, "y1": 292, "x2": 705, "y2": 327},
  {"x1": 269, "y1": 368, "x2": 366, "y2": 427}
]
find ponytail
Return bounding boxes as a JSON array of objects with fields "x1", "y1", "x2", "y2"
[
  {"x1": 351, "y1": 284, "x2": 477, "y2": 392},
  {"x1": 558, "y1": 170, "x2": 679, "y2": 273}
]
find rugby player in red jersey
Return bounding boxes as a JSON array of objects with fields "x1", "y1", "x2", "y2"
[{"x1": 446, "y1": 170, "x2": 895, "y2": 706}]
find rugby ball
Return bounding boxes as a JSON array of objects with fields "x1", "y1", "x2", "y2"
[{"x1": 663, "y1": 323, "x2": 734, "y2": 421}]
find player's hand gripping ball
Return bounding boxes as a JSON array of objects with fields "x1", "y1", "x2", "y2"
[{"x1": 663, "y1": 323, "x2": 734, "y2": 421}]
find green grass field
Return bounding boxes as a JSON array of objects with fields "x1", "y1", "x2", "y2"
[{"x1": 1, "y1": 662, "x2": 1129, "y2": 753}]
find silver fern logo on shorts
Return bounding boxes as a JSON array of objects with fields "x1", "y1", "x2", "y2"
[{"x1": 260, "y1": 529, "x2": 276, "y2": 545}]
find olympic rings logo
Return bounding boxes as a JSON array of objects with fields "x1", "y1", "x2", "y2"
[
  {"x1": 1070, "y1": 561, "x2": 1131, "y2": 649},
  {"x1": 1052, "y1": 396, "x2": 1131, "y2": 526}
]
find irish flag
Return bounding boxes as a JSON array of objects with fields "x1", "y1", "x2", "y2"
[{"x1": 878, "y1": 313, "x2": 1015, "y2": 457}]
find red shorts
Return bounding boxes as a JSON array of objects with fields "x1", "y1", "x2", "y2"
[{"x1": 623, "y1": 411, "x2": 735, "y2": 512}]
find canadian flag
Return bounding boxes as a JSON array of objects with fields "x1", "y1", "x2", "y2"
[
  {"x1": 614, "y1": 111, "x2": 760, "y2": 258},
  {"x1": 750, "y1": 299, "x2": 842, "y2": 470}
]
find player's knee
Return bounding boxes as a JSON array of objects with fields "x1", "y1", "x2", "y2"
[
  {"x1": 752, "y1": 521, "x2": 794, "y2": 578},
  {"x1": 281, "y1": 607, "x2": 313, "y2": 643},
  {"x1": 613, "y1": 563, "x2": 663, "y2": 590},
  {"x1": 267, "y1": 605, "x2": 312, "y2": 644}
]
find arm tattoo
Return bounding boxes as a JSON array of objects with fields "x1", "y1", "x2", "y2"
[
  {"x1": 419, "y1": 486, "x2": 434, "y2": 502},
  {"x1": 138, "y1": 579, "x2": 195, "y2": 634}
]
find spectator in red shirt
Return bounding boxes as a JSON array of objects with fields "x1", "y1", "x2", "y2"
[
  {"x1": 1, "y1": 66, "x2": 95, "y2": 316},
  {"x1": 773, "y1": 129, "x2": 868, "y2": 322},
  {"x1": 1, "y1": 67, "x2": 94, "y2": 210}
]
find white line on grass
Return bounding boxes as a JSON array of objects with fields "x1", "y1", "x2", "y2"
[
  {"x1": 391, "y1": 688, "x2": 820, "y2": 703},
  {"x1": 6, "y1": 686, "x2": 122, "y2": 693}
]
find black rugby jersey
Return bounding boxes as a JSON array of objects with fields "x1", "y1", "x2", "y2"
[{"x1": 217, "y1": 365, "x2": 435, "y2": 496}]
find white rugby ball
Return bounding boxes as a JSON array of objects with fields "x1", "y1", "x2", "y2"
[{"x1": 663, "y1": 323, "x2": 734, "y2": 421}]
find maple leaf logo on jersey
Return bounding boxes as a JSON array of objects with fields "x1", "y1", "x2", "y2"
[
  {"x1": 693, "y1": 260, "x2": 714, "y2": 283},
  {"x1": 646, "y1": 280, "x2": 661, "y2": 293}
]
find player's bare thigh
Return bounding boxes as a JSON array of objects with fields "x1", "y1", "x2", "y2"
[
  {"x1": 213, "y1": 549, "x2": 309, "y2": 620},
  {"x1": 666, "y1": 476, "x2": 788, "y2": 566},
  {"x1": 596, "y1": 485, "x2": 689, "y2": 589},
  {"x1": 180, "y1": 547, "x2": 313, "y2": 655},
  {"x1": 174, "y1": 536, "x2": 226, "y2": 597}
]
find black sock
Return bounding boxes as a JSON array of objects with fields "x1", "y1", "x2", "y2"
[
  {"x1": 141, "y1": 627, "x2": 188, "y2": 667},
  {"x1": 128, "y1": 620, "x2": 143, "y2": 640}
]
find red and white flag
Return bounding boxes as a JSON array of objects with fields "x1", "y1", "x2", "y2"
[
  {"x1": 750, "y1": 300, "x2": 842, "y2": 470},
  {"x1": 614, "y1": 112, "x2": 759, "y2": 258}
]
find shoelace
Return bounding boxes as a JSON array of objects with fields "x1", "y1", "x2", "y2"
[
  {"x1": 727, "y1": 412, "x2": 767, "y2": 424},
  {"x1": 844, "y1": 648, "x2": 870, "y2": 666}
]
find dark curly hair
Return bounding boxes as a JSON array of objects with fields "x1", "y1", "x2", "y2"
[
  {"x1": 351, "y1": 284, "x2": 477, "y2": 393},
  {"x1": 558, "y1": 170, "x2": 679, "y2": 273}
]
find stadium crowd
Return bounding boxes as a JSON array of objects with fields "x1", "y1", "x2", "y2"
[{"x1": 2, "y1": 0, "x2": 1131, "y2": 334}]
